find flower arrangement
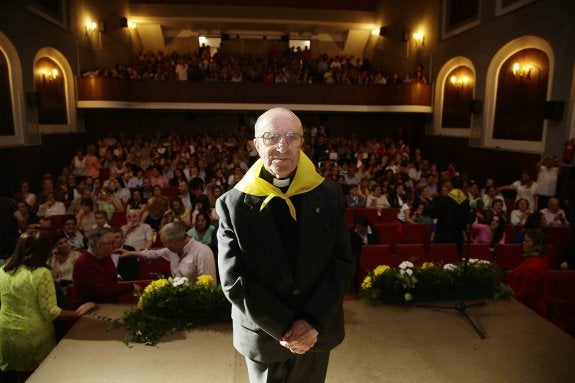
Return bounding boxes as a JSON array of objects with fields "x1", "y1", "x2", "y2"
[
  {"x1": 122, "y1": 275, "x2": 230, "y2": 345},
  {"x1": 360, "y1": 259, "x2": 513, "y2": 304}
]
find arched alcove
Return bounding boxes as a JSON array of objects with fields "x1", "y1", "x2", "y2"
[
  {"x1": 0, "y1": 31, "x2": 25, "y2": 146},
  {"x1": 484, "y1": 36, "x2": 554, "y2": 152},
  {"x1": 33, "y1": 47, "x2": 77, "y2": 134},
  {"x1": 433, "y1": 56, "x2": 476, "y2": 137}
]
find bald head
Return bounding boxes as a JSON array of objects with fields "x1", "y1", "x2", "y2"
[
  {"x1": 254, "y1": 108, "x2": 303, "y2": 137},
  {"x1": 253, "y1": 108, "x2": 304, "y2": 179}
]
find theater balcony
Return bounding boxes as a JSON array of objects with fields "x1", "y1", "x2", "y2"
[{"x1": 76, "y1": 77, "x2": 432, "y2": 113}]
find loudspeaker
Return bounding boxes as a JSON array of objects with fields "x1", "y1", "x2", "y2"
[
  {"x1": 544, "y1": 100, "x2": 564, "y2": 120},
  {"x1": 25, "y1": 91, "x2": 39, "y2": 108},
  {"x1": 469, "y1": 99, "x2": 482, "y2": 114},
  {"x1": 379, "y1": 27, "x2": 388, "y2": 37},
  {"x1": 119, "y1": 17, "x2": 128, "y2": 28},
  {"x1": 281, "y1": 34, "x2": 289, "y2": 42},
  {"x1": 221, "y1": 34, "x2": 229, "y2": 41}
]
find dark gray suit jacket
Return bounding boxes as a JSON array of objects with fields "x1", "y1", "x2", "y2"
[{"x1": 216, "y1": 179, "x2": 355, "y2": 363}]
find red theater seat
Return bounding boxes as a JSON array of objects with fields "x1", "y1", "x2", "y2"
[
  {"x1": 494, "y1": 244, "x2": 523, "y2": 270},
  {"x1": 428, "y1": 243, "x2": 460, "y2": 265},
  {"x1": 400, "y1": 224, "x2": 428, "y2": 244}
]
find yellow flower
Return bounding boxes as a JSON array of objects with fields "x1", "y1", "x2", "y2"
[
  {"x1": 373, "y1": 265, "x2": 390, "y2": 277},
  {"x1": 196, "y1": 274, "x2": 215, "y2": 288},
  {"x1": 421, "y1": 262, "x2": 435, "y2": 269},
  {"x1": 361, "y1": 276, "x2": 372, "y2": 290},
  {"x1": 143, "y1": 278, "x2": 170, "y2": 295}
]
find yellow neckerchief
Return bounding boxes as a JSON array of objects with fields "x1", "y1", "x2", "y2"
[
  {"x1": 234, "y1": 151, "x2": 324, "y2": 220},
  {"x1": 448, "y1": 188, "x2": 467, "y2": 205}
]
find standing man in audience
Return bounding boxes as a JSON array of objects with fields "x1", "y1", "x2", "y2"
[
  {"x1": 116, "y1": 222, "x2": 216, "y2": 280},
  {"x1": 216, "y1": 107, "x2": 356, "y2": 383}
]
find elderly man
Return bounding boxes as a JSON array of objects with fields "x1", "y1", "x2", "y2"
[
  {"x1": 540, "y1": 197, "x2": 570, "y2": 227},
  {"x1": 72, "y1": 227, "x2": 136, "y2": 303},
  {"x1": 121, "y1": 209, "x2": 154, "y2": 250},
  {"x1": 216, "y1": 107, "x2": 355, "y2": 383},
  {"x1": 116, "y1": 222, "x2": 216, "y2": 281}
]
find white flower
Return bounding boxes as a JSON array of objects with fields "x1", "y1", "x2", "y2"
[
  {"x1": 399, "y1": 261, "x2": 414, "y2": 269},
  {"x1": 172, "y1": 276, "x2": 189, "y2": 287},
  {"x1": 478, "y1": 260, "x2": 491, "y2": 265},
  {"x1": 405, "y1": 269, "x2": 413, "y2": 276},
  {"x1": 443, "y1": 264, "x2": 457, "y2": 271},
  {"x1": 468, "y1": 258, "x2": 479, "y2": 264}
]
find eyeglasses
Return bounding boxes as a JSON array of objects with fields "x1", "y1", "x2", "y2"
[{"x1": 256, "y1": 132, "x2": 302, "y2": 147}]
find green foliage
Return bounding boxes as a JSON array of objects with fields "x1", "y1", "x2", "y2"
[
  {"x1": 122, "y1": 276, "x2": 230, "y2": 345},
  {"x1": 360, "y1": 260, "x2": 514, "y2": 304}
]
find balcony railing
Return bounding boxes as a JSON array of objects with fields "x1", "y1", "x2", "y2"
[{"x1": 76, "y1": 77, "x2": 432, "y2": 112}]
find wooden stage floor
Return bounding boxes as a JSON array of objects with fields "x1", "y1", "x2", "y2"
[{"x1": 29, "y1": 299, "x2": 575, "y2": 382}]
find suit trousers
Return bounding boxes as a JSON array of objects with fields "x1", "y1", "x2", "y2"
[{"x1": 245, "y1": 351, "x2": 330, "y2": 383}]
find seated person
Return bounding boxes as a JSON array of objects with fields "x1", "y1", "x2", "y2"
[
  {"x1": 349, "y1": 215, "x2": 379, "y2": 258},
  {"x1": 75, "y1": 198, "x2": 97, "y2": 236},
  {"x1": 471, "y1": 210, "x2": 506, "y2": 247},
  {"x1": 540, "y1": 197, "x2": 570, "y2": 227},
  {"x1": 72, "y1": 227, "x2": 137, "y2": 303},
  {"x1": 109, "y1": 226, "x2": 138, "y2": 281},
  {"x1": 141, "y1": 185, "x2": 170, "y2": 230},
  {"x1": 49, "y1": 232, "x2": 81, "y2": 285},
  {"x1": 61, "y1": 216, "x2": 86, "y2": 250},
  {"x1": 36, "y1": 192, "x2": 66, "y2": 218},
  {"x1": 122, "y1": 209, "x2": 154, "y2": 251},
  {"x1": 508, "y1": 230, "x2": 549, "y2": 316},
  {"x1": 91, "y1": 210, "x2": 111, "y2": 231},
  {"x1": 116, "y1": 222, "x2": 216, "y2": 281},
  {"x1": 510, "y1": 198, "x2": 532, "y2": 227},
  {"x1": 345, "y1": 184, "x2": 366, "y2": 208},
  {"x1": 365, "y1": 184, "x2": 390, "y2": 210},
  {"x1": 186, "y1": 211, "x2": 216, "y2": 249}
]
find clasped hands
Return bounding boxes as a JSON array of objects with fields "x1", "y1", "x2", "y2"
[{"x1": 279, "y1": 319, "x2": 318, "y2": 355}]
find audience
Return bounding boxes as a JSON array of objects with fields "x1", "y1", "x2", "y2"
[
  {"x1": 49, "y1": 232, "x2": 81, "y2": 285},
  {"x1": 540, "y1": 197, "x2": 570, "y2": 227},
  {"x1": 81, "y1": 49, "x2": 430, "y2": 86},
  {"x1": 116, "y1": 222, "x2": 217, "y2": 281},
  {"x1": 72, "y1": 227, "x2": 137, "y2": 303},
  {"x1": 122, "y1": 209, "x2": 154, "y2": 251}
]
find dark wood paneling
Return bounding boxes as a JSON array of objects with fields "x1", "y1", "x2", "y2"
[
  {"x1": 77, "y1": 77, "x2": 432, "y2": 107},
  {"x1": 422, "y1": 135, "x2": 540, "y2": 185}
]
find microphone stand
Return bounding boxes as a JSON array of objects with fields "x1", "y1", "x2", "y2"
[{"x1": 416, "y1": 226, "x2": 487, "y2": 339}]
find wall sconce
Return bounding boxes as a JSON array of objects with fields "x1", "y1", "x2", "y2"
[
  {"x1": 512, "y1": 62, "x2": 531, "y2": 79},
  {"x1": 37, "y1": 67, "x2": 59, "y2": 82},
  {"x1": 450, "y1": 75, "x2": 471, "y2": 89},
  {"x1": 85, "y1": 21, "x2": 97, "y2": 36},
  {"x1": 412, "y1": 31, "x2": 425, "y2": 47},
  {"x1": 128, "y1": 21, "x2": 137, "y2": 30}
]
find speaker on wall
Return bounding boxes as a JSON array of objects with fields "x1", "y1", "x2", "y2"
[
  {"x1": 221, "y1": 34, "x2": 230, "y2": 41},
  {"x1": 281, "y1": 34, "x2": 289, "y2": 42},
  {"x1": 543, "y1": 100, "x2": 564, "y2": 120},
  {"x1": 379, "y1": 27, "x2": 388, "y2": 37},
  {"x1": 469, "y1": 99, "x2": 482, "y2": 115},
  {"x1": 25, "y1": 91, "x2": 39, "y2": 108}
]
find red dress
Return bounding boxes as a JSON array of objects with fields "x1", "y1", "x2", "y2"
[{"x1": 509, "y1": 256, "x2": 549, "y2": 315}]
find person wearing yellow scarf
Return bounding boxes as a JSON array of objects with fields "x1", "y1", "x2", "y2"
[
  {"x1": 431, "y1": 177, "x2": 471, "y2": 254},
  {"x1": 234, "y1": 151, "x2": 323, "y2": 220},
  {"x1": 215, "y1": 108, "x2": 356, "y2": 383}
]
